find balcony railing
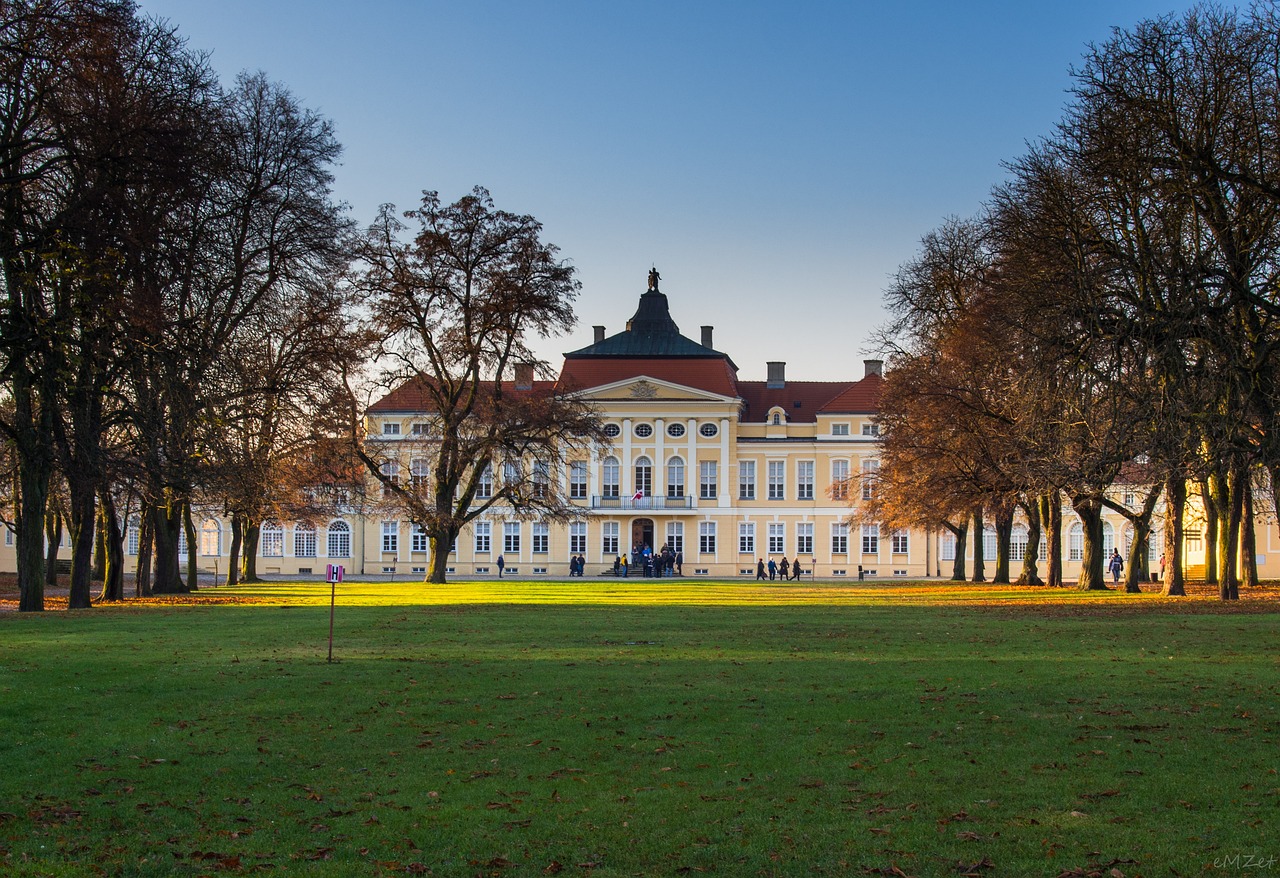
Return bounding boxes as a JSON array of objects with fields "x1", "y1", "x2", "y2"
[{"x1": 591, "y1": 494, "x2": 694, "y2": 510}]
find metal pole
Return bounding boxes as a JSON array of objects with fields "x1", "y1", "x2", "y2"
[{"x1": 327, "y1": 572, "x2": 336, "y2": 663}]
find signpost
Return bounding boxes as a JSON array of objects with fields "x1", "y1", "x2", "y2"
[{"x1": 326, "y1": 564, "x2": 344, "y2": 662}]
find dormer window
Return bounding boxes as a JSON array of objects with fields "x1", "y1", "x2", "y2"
[
  {"x1": 772, "y1": 413, "x2": 781, "y2": 425},
  {"x1": 766, "y1": 407, "x2": 787, "y2": 426}
]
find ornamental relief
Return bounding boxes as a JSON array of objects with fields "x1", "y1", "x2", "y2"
[{"x1": 629, "y1": 380, "x2": 658, "y2": 399}]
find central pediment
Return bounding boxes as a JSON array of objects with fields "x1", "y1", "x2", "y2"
[{"x1": 573, "y1": 375, "x2": 740, "y2": 405}]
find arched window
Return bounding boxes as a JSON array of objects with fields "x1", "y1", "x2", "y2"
[
  {"x1": 126, "y1": 516, "x2": 140, "y2": 555},
  {"x1": 666, "y1": 455, "x2": 685, "y2": 498},
  {"x1": 601, "y1": 456, "x2": 620, "y2": 498},
  {"x1": 294, "y1": 522, "x2": 317, "y2": 558},
  {"x1": 1102, "y1": 520, "x2": 1115, "y2": 557},
  {"x1": 327, "y1": 520, "x2": 351, "y2": 558},
  {"x1": 634, "y1": 456, "x2": 652, "y2": 498},
  {"x1": 982, "y1": 525, "x2": 997, "y2": 560},
  {"x1": 1069, "y1": 522, "x2": 1084, "y2": 562},
  {"x1": 261, "y1": 521, "x2": 284, "y2": 557},
  {"x1": 1010, "y1": 526, "x2": 1028, "y2": 561}
]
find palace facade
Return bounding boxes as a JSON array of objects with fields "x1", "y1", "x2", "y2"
[{"x1": 6, "y1": 271, "x2": 1280, "y2": 582}]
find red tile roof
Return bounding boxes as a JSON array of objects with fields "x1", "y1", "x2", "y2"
[
  {"x1": 817, "y1": 374, "x2": 884, "y2": 414},
  {"x1": 737, "y1": 380, "x2": 856, "y2": 424},
  {"x1": 555, "y1": 358, "x2": 741, "y2": 397},
  {"x1": 367, "y1": 378, "x2": 557, "y2": 413}
]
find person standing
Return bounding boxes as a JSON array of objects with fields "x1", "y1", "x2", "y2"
[
  {"x1": 767, "y1": 558, "x2": 777, "y2": 580},
  {"x1": 675, "y1": 550, "x2": 683, "y2": 576},
  {"x1": 496, "y1": 555, "x2": 505, "y2": 577},
  {"x1": 779, "y1": 557, "x2": 790, "y2": 580},
  {"x1": 1108, "y1": 548, "x2": 1124, "y2": 584},
  {"x1": 756, "y1": 559, "x2": 766, "y2": 580},
  {"x1": 791, "y1": 556, "x2": 802, "y2": 580}
]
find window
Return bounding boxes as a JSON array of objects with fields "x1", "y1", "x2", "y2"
[
  {"x1": 569, "y1": 521, "x2": 587, "y2": 554},
  {"x1": 891, "y1": 530, "x2": 909, "y2": 555},
  {"x1": 475, "y1": 521, "x2": 491, "y2": 553},
  {"x1": 634, "y1": 423, "x2": 653, "y2": 438},
  {"x1": 3, "y1": 528, "x2": 11, "y2": 547},
  {"x1": 1069, "y1": 522, "x2": 1084, "y2": 562},
  {"x1": 1011, "y1": 526, "x2": 1028, "y2": 561},
  {"x1": 532, "y1": 460, "x2": 550, "y2": 499},
  {"x1": 699, "y1": 521, "x2": 716, "y2": 554},
  {"x1": 861, "y1": 423, "x2": 880, "y2": 436},
  {"x1": 126, "y1": 517, "x2": 140, "y2": 555},
  {"x1": 412, "y1": 524, "x2": 428, "y2": 553},
  {"x1": 504, "y1": 522, "x2": 521, "y2": 553},
  {"x1": 634, "y1": 456, "x2": 652, "y2": 498},
  {"x1": 797, "y1": 522, "x2": 814, "y2": 554},
  {"x1": 381, "y1": 521, "x2": 399, "y2": 553},
  {"x1": 200, "y1": 519, "x2": 221, "y2": 556},
  {"x1": 983, "y1": 526, "x2": 997, "y2": 560},
  {"x1": 831, "y1": 423, "x2": 850, "y2": 436},
  {"x1": 667, "y1": 422, "x2": 685, "y2": 438},
  {"x1": 739, "y1": 522, "x2": 755, "y2": 554},
  {"x1": 476, "y1": 462, "x2": 492, "y2": 498},
  {"x1": 666, "y1": 522, "x2": 683, "y2": 555},
  {"x1": 380, "y1": 460, "x2": 400, "y2": 498},
  {"x1": 1186, "y1": 528, "x2": 1203, "y2": 553},
  {"x1": 796, "y1": 461, "x2": 814, "y2": 500},
  {"x1": 382, "y1": 421, "x2": 400, "y2": 435},
  {"x1": 771, "y1": 412, "x2": 782, "y2": 426},
  {"x1": 861, "y1": 459, "x2": 879, "y2": 501},
  {"x1": 569, "y1": 461, "x2": 588, "y2": 499},
  {"x1": 831, "y1": 523, "x2": 848, "y2": 555},
  {"x1": 861, "y1": 524, "x2": 879, "y2": 555},
  {"x1": 294, "y1": 522, "x2": 317, "y2": 557},
  {"x1": 259, "y1": 521, "x2": 283, "y2": 557},
  {"x1": 410, "y1": 458, "x2": 429, "y2": 487},
  {"x1": 503, "y1": 459, "x2": 521, "y2": 487},
  {"x1": 532, "y1": 522, "x2": 549, "y2": 553},
  {"x1": 328, "y1": 521, "x2": 351, "y2": 558},
  {"x1": 602, "y1": 456, "x2": 620, "y2": 498},
  {"x1": 768, "y1": 522, "x2": 785, "y2": 554},
  {"x1": 941, "y1": 530, "x2": 956, "y2": 561},
  {"x1": 602, "y1": 521, "x2": 619, "y2": 556},
  {"x1": 831, "y1": 459, "x2": 850, "y2": 500},
  {"x1": 739, "y1": 460, "x2": 756, "y2": 500},
  {"x1": 699, "y1": 422, "x2": 718, "y2": 437},
  {"x1": 666, "y1": 456, "x2": 685, "y2": 498},
  {"x1": 767, "y1": 460, "x2": 785, "y2": 500},
  {"x1": 178, "y1": 528, "x2": 188, "y2": 556},
  {"x1": 1122, "y1": 491, "x2": 1136, "y2": 507},
  {"x1": 411, "y1": 422, "x2": 431, "y2": 436},
  {"x1": 700, "y1": 460, "x2": 717, "y2": 499},
  {"x1": 603, "y1": 423, "x2": 621, "y2": 438}
]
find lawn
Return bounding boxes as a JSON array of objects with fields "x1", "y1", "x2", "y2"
[{"x1": 1, "y1": 579, "x2": 1277, "y2": 877}]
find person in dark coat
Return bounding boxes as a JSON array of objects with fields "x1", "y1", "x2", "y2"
[
  {"x1": 756, "y1": 559, "x2": 766, "y2": 580},
  {"x1": 791, "y1": 556, "x2": 802, "y2": 580},
  {"x1": 780, "y1": 557, "x2": 790, "y2": 580},
  {"x1": 675, "y1": 550, "x2": 683, "y2": 575},
  {"x1": 496, "y1": 555, "x2": 505, "y2": 577}
]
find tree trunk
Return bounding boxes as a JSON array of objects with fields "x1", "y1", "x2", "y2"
[
  {"x1": 98, "y1": 490, "x2": 125, "y2": 602},
  {"x1": 1218, "y1": 465, "x2": 1242, "y2": 601},
  {"x1": 45, "y1": 507, "x2": 62, "y2": 588},
  {"x1": 12, "y1": 359, "x2": 53, "y2": 611},
  {"x1": 1162, "y1": 476, "x2": 1186, "y2": 597},
  {"x1": 1016, "y1": 499, "x2": 1043, "y2": 585},
  {"x1": 151, "y1": 493, "x2": 186, "y2": 594},
  {"x1": 1072, "y1": 495, "x2": 1108, "y2": 590},
  {"x1": 227, "y1": 512, "x2": 243, "y2": 587},
  {"x1": 93, "y1": 505, "x2": 107, "y2": 581},
  {"x1": 136, "y1": 512, "x2": 153, "y2": 598},
  {"x1": 1241, "y1": 477, "x2": 1258, "y2": 588},
  {"x1": 184, "y1": 502, "x2": 199, "y2": 592},
  {"x1": 991, "y1": 505, "x2": 1013, "y2": 584},
  {"x1": 971, "y1": 508, "x2": 986, "y2": 583},
  {"x1": 1041, "y1": 490, "x2": 1063, "y2": 588},
  {"x1": 1200, "y1": 476, "x2": 1219, "y2": 584},
  {"x1": 943, "y1": 519, "x2": 968, "y2": 581},
  {"x1": 428, "y1": 530, "x2": 457, "y2": 583},
  {"x1": 241, "y1": 520, "x2": 261, "y2": 582},
  {"x1": 66, "y1": 475, "x2": 96, "y2": 610}
]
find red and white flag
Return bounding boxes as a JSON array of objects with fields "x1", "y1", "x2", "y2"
[{"x1": 632, "y1": 489, "x2": 644, "y2": 502}]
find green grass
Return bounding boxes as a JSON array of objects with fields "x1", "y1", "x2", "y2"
[{"x1": 1, "y1": 579, "x2": 1277, "y2": 877}]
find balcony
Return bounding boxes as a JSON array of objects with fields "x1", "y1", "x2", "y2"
[{"x1": 591, "y1": 494, "x2": 695, "y2": 511}]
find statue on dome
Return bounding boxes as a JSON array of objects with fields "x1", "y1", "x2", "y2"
[{"x1": 648, "y1": 267, "x2": 660, "y2": 290}]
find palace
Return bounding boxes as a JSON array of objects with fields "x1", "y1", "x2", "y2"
[{"x1": 6, "y1": 271, "x2": 1280, "y2": 582}]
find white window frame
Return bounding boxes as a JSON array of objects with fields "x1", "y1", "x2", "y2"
[
  {"x1": 666, "y1": 521, "x2": 683, "y2": 555},
  {"x1": 831, "y1": 459, "x2": 850, "y2": 500},
  {"x1": 797, "y1": 522, "x2": 814, "y2": 554},
  {"x1": 294, "y1": 522, "x2": 317, "y2": 558},
  {"x1": 532, "y1": 521, "x2": 549, "y2": 554},
  {"x1": 602, "y1": 521, "x2": 619, "y2": 556},
  {"x1": 474, "y1": 521, "x2": 492, "y2": 554},
  {"x1": 767, "y1": 460, "x2": 785, "y2": 500},
  {"x1": 327, "y1": 521, "x2": 352, "y2": 559},
  {"x1": 412, "y1": 524, "x2": 429, "y2": 553},
  {"x1": 891, "y1": 529, "x2": 909, "y2": 555},
  {"x1": 796, "y1": 460, "x2": 814, "y2": 500},
  {"x1": 738, "y1": 460, "x2": 756, "y2": 500},
  {"x1": 504, "y1": 521, "x2": 521, "y2": 554},
  {"x1": 569, "y1": 521, "x2": 587, "y2": 554},
  {"x1": 569, "y1": 461, "x2": 588, "y2": 499},
  {"x1": 831, "y1": 523, "x2": 848, "y2": 555},
  {"x1": 861, "y1": 523, "x2": 879, "y2": 555},
  {"x1": 666, "y1": 455, "x2": 685, "y2": 498},
  {"x1": 381, "y1": 521, "x2": 399, "y2": 554},
  {"x1": 200, "y1": 519, "x2": 221, "y2": 557},
  {"x1": 861, "y1": 459, "x2": 879, "y2": 501},
  {"x1": 768, "y1": 522, "x2": 785, "y2": 554},
  {"x1": 602, "y1": 456, "x2": 620, "y2": 499},
  {"x1": 699, "y1": 460, "x2": 717, "y2": 500},
  {"x1": 739, "y1": 522, "x2": 755, "y2": 554},
  {"x1": 699, "y1": 521, "x2": 717, "y2": 554},
  {"x1": 831, "y1": 423, "x2": 850, "y2": 436}
]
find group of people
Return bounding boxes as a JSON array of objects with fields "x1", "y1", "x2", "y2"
[
  {"x1": 568, "y1": 555, "x2": 587, "y2": 576},
  {"x1": 612, "y1": 543, "x2": 683, "y2": 577},
  {"x1": 756, "y1": 556, "x2": 804, "y2": 581}
]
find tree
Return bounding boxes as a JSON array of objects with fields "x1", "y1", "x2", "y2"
[{"x1": 350, "y1": 187, "x2": 605, "y2": 583}]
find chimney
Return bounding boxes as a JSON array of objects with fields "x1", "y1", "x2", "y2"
[
  {"x1": 701, "y1": 325, "x2": 714, "y2": 348},
  {"x1": 863, "y1": 359, "x2": 884, "y2": 378},
  {"x1": 514, "y1": 362, "x2": 534, "y2": 391},
  {"x1": 766, "y1": 361, "x2": 786, "y2": 389},
  {"x1": 593, "y1": 325, "x2": 605, "y2": 343}
]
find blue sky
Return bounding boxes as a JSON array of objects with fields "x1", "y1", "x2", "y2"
[{"x1": 138, "y1": 0, "x2": 1199, "y2": 381}]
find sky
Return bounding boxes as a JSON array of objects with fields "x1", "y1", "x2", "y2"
[{"x1": 137, "y1": 0, "x2": 1202, "y2": 382}]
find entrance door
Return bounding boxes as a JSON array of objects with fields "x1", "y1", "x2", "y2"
[{"x1": 632, "y1": 518, "x2": 655, "y2": 553}]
